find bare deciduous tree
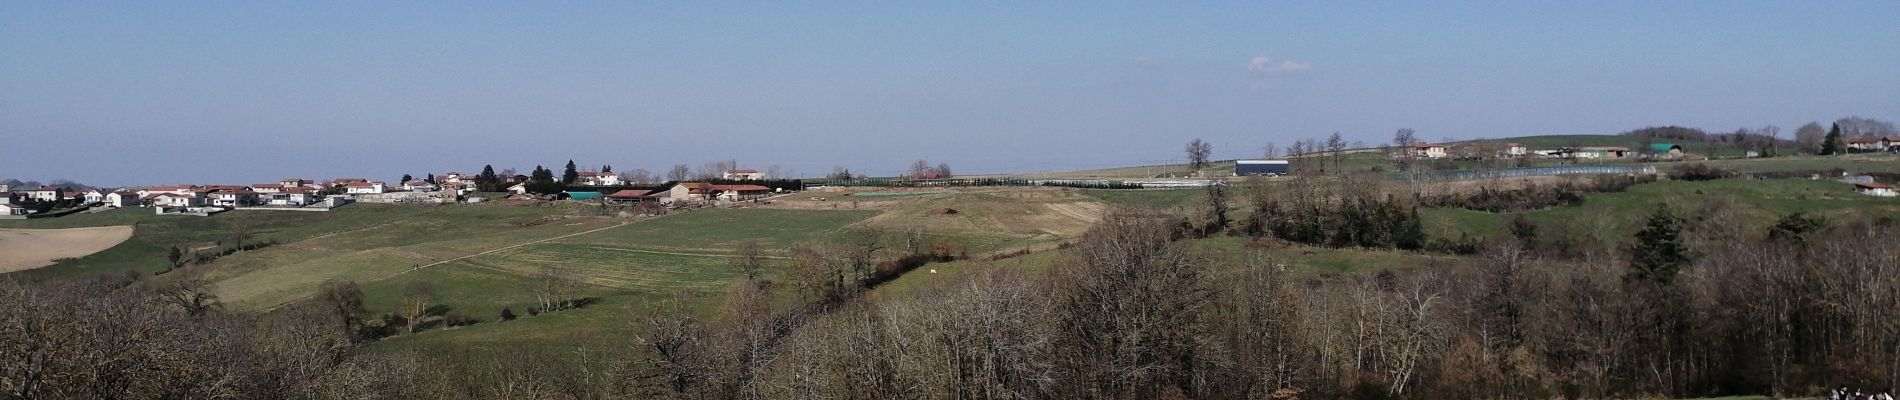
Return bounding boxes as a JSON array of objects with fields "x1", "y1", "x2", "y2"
[{"x1": 1186, "y1": 138, "x2": 1212, "y2": 172}]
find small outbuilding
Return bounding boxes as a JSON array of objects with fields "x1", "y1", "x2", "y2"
[
  {"x1": 1855, "y1": 182, "x2": 1897, "y2": 197},
  {"x1": 1649, "y1": 143, "x2": 1684, "y2": 157}
]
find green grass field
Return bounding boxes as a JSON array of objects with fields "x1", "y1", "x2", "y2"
[
  {"x1": 0, "y1": 204, "x2": 445, "y2": 279},
  {"x1": 559, "y1": 208, "x2": 876, "y2": 252}
]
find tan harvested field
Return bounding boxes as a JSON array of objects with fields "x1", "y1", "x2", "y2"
[{"x1": 0, "y1": 226, "x2": 135, "y2": 273}]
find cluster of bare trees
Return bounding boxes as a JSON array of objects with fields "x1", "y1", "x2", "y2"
[
  {"x1": 634, "y1": 209, "x2": 1899, "y2": 399},
  {"x1": 905, "y1": 160, "x2": 953, "y2": 180}
]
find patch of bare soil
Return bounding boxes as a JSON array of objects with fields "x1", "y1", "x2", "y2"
[{"x1": 0, "y1": 226, "x2": 135, "y2": 273}]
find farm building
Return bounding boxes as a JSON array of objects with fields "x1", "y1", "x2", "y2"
[
  {"x1": 1856, "y1": 182, "x2": 1897, "y2": 197},
  {"x1": 1649, "y1": 144, "x2": 1684, "y2": 157},
  {"x1": 1846, "y1": 136, "x2": 1900, "y2": 152},
  {"x1": 723, "y1": 169, "x2": 766, "y2": 180},
  {"x1": 605, "y1": 189, "x2": 657, "y2": 204},
  {"x1": 1, "y1": 203, "x2": 25, "y2": 215},
  {"x1": 1505, "y1": 143, "x2": 1528, "y2": 157},
  {"x1": 1406, "y1": 144, "x2": 1448, "y2": 159},
  {"x1": 402, "y1": 180, "x2": 437, "y2": 192},
  {"x1": 715, "y1": 185, "x2": 773, "y2": 202},
  {"x1": 566, "y1": 191, "x2": 603, "y2": 201},
  {"x1": 1567, "y1": 146, "x2": 1631, "y2": 159},
  {"x1": 1234, "y1": 160, "x2": 1290, "y2": 176}
]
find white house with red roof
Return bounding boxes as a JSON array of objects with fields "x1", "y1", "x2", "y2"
[
  {"x1": 104, "y1": 191, "x2": 140, "y2": 207},
  {"x1": 1406, "y1": 144, "x2": 1449, "y2": 159},
  {"x1": 440, "y1": 172, "x2": 468, "y2": 185},
  {"x1": 1, "y1": 203, "x2": 26, "y2": 215},
  {"x1": 345, "y1": 181, "x2": 387, "y2": 194},
  {"x1": 208, "y1": 190, "x2": 259, "y2": 207},
  {"x1": 267, "y1": 187, "x2": 318, "y2": 206},
  {"x1": 147, "y1": 192, "x2": 202, "y2": 208},
  {"x1": 401, "y1": 180, "x2": 437, "y2": 192},
  {"x1": 79, "y1": 189, "x2": 106, "y2": 204},
  {"x1": 24, "y1": 186, "x2": 65, "y2": 202},
  {"x1": 1856, "y1": 182, "x2": 1897, "y2": 197},
  {"x1": 250, "y1": 183, "x2": 285, "y2": 194}
]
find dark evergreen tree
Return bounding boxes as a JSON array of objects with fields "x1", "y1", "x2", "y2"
[
  {"x1": 1820, "y1": 122, "x2": 1844, "y2": 155},
  {"x1": 400, "y1": 174, "x2": 413, "y2": 184},
  {"x1": 1628, "y1": 206, "x2": 1690, "y2": 285},
  {"x1": 1766, "y1": 212, "x2": 1826, "y2": 243},
  {"x1": 478, "y1": 165, "x2": 499, "y2": 191},
  {"x1": 425, "y1": 173, "x2": 436, "y2": 184},
  {"x1": 562, "y1": 160, "x2": 579, "y2": 184},
  {"x1": 600, "y1": 165, "x2": 612, "y2": 174}
]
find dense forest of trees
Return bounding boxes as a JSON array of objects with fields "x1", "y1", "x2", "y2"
[{"x1": 5, "y1": 175, "x2": 1899, "y2": 399}]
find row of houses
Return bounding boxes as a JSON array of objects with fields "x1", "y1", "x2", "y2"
[{"x1": 512, "y1": 181, "x2": 777, "y2": 205}]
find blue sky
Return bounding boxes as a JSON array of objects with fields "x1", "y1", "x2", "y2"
[{"x1": 4, "y1": 1, "x2": 1897, "y2": 186}]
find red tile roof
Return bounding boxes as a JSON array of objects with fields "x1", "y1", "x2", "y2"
[
  {"x1": 607, "y1": 189, "x2": 653, "y2": 198},
  {"x1": 1858, "y1": 182, "x2": 1893, "y2": 189},
  {"x1": 252, "y1": 183, "x2": 284, "y2": 188}
]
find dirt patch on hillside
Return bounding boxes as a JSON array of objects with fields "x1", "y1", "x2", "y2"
[{"x1": 0, "y1": 226, "x2": 135, "y2": 273}]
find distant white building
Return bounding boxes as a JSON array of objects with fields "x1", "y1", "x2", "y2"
[
  {"x1": 402, "y1": 180, "x2": 437, "y2": 192},
  {"x1": 80, "y1": 189, "x2": 106, "y2": 204},
  {"x1": 147, "y1": 193, "x2": 201, "y2": 208},
  {"x1": 723, "y1": 169, "x2": 766, "y2": 180},
  {"x1": 24, "y1": 187, "x2": 64, "y2": 202},
  {"x1": 1, "y1": 203, "x2": 26, "y2": 215},
  {"x1": 345, "y1": 181, "x2": 387, "y2": 194},
  {"x1": 576, "y1": 171, "x2": 624, "y2": 186},
  {"x1": 1404, "y1": 144, "x2": 1448, "y2": 159},
  {"x1": 1856, "y1": 182, "x2": 1897, "y2": 197},
  {"x1": 104, "y1": 191, "x2": 140, "y2": 207}
]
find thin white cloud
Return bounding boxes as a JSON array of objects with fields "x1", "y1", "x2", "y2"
[{"x1": 1247, "y1": 56, "x2": 1310, "y2": 75}]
